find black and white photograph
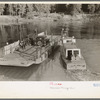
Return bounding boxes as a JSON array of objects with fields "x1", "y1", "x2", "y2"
[{"x1": 0, "y1": 2, "x2": 100, "y2": 82}]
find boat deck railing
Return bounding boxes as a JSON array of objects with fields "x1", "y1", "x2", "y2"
[{"x1": 14, "y1": 43, "x2": 51, "y2": 61}]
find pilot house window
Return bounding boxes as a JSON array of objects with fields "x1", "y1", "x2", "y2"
[
  {"x1": 74, "y1": 50, "x2": 79, "y2": 57},
  {"x1": 67, "y1": 50, "x2": 72, "y2": 60},
  {"x1": 66, "y1": 49, "x2": 80, "y2": 61}
]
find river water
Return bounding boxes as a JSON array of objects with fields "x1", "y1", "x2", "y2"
[{"x1": 0, "y1": 17, "x2": 100, "y2": 81}]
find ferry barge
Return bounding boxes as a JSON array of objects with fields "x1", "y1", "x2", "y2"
[
  {"x1": 0, "y1": 32, "x2": 60, "y2": 67},
  {"x1": 60, "y1": 28, "x2": 86, "y2": 70}
]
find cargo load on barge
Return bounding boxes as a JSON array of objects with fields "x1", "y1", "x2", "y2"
[
  {"x1": 0, "y1": 31, "x2": 61, "y2": 67},
  {"x1": 60, "y1": 28, "x2": 86, "y2": 70}
]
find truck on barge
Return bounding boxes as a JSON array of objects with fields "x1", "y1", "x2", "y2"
[{"x1": 0, "y1": 32, "x2": 61, "y2": 67}]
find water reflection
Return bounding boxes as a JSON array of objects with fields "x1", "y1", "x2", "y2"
[
  {"x1": 1, "y1": 19, "x2": 100, "y2": 48},
  {"x1": 0, "y1": 21, "x2": 61, "y2": 48}
]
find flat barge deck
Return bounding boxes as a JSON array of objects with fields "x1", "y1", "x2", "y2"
[{"x1": 0, "y1": 35, "x2": 61, "y2": 67}]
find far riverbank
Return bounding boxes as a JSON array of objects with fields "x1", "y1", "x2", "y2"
[{"x1": 0, "y1": 13, "x2": 94, "y2": 25}]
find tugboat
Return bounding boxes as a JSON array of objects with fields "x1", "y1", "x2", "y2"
[
  {"x1": 0, "y1": 31, "x2": 60, "y2": 67},
  {"x1": 60, "y1": 28, "x2": 86, "y2": 70}
]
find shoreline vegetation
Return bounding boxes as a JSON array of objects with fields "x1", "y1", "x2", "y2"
[
  {"x1": 0, "y1": 13, "x2": 99, "y2": 25},
  {"x1": 0, "y1": 4, "x2": 100, "y2": 25}
]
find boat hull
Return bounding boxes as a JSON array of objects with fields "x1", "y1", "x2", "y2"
[{"x1": 61, "y1": 54, "x2": 86, "y2": 70}]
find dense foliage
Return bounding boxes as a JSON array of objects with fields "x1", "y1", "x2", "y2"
[{"x1": 0, "y1": 4, "x2": 100, "y2": 17}]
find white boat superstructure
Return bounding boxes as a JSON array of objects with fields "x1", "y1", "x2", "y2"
[{"x1": 60, "y1": 29, "x2": 86, "y2": 70}]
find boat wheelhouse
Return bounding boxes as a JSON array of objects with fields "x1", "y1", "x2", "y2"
[{"x1": 60, "y1": 35, "x2": 86, "y2": 70}]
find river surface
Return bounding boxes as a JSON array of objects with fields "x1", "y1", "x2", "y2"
[{"x1": 0, "y1": 18, "x2": 100, "y2": 81}]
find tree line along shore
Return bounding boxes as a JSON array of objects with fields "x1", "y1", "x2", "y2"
[{"x1": 0, "y1": 4, "x2": 100, "y2": 24}]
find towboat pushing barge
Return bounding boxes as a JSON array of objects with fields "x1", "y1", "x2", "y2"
[
  {"x1": 60, "y1": 28, "x2": 86, "y2": 70},
  {"x1": 0, "y1": 32, "x2": 61, "y2": 67}
]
